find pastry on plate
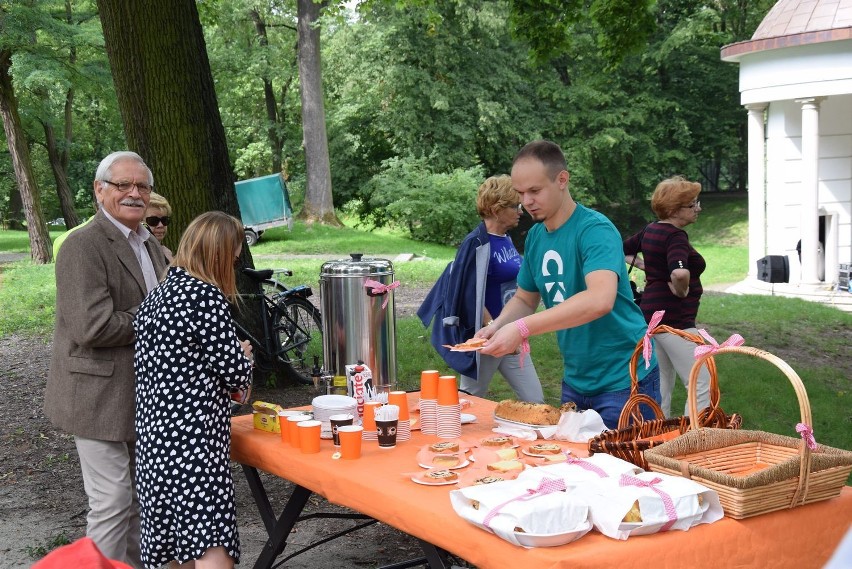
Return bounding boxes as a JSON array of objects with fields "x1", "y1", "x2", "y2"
[{"x1": 494, "y1": 400, "x2": 560, "y2": 425}]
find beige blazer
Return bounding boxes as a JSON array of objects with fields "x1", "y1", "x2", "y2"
[{"x1": 45, "y1": 210, "x2": 168, "y2": 441}]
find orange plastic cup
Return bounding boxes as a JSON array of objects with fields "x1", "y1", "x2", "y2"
[
  {"x1": 420, "y1": 370, "x2": 440, "y2": 399},
  {"x1": 437, "y1": 375, "x2": 459, "y2": 406},
  {"x1": 287, "y1": 414, "x2": 311, "y2": 449},
  {"x1": 278, "y1": 411, "x2": 290, "y2": 443},
  {"x1": 338, "y1": 425, "x2": 364, "y2": 459},
  {"x1": 298, "y1": 420, "x2": 322, "y2": 454},
  {"x1": 387, "y1": 391, "x2": 410, "y2": 421},
  {"x1": 363, "y1": 401, "x2": 382, "y2": 432}
]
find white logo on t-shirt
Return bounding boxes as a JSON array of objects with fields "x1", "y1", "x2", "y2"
[{"x1": 542, "y1": 250, "x2": 567, "y2": 304}]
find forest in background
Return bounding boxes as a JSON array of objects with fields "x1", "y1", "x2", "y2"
[{"x1": 0, "y1": 0, "x2": 775, "y2": 249}]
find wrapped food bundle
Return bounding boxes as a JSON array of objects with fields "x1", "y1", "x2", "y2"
[
  {"x1": 516, "y1": 454, "x2": 642, "y2": 488},
  {"x1": 449, "y1": 476, "x2": 591, "y2": 548},
  {"x1": 582, "y1": 471, "x2": 723, "y2": 540}
]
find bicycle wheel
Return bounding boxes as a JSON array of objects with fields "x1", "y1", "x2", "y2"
[{"x1": 273, "y1": 296, "x2": 323, "y2": 384}]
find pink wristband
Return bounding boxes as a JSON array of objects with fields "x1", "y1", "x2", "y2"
[{"x1": 514, "y1": 319, "x2": 531, "y2": 367}]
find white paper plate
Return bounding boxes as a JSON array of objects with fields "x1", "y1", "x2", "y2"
[
  {"x1": 521, "y1": 447, "x2": 569, "y2": 458},
  {"x1": 461, "y1": 413, "x2": 476, "y2": 424},
  {"x1": 418, "y1": 459, "x2": 470, "y2": 470},
  {"x1": 493, "y1": 414, "x2": 553, "y2": 429},
  {"x1": 513, "y1": 520, "x2": 592, "y2": 547},
  {"x1": 312, "y1": 394, "x2": 358, "y2": 409},
  {"x1": 410, "y1": 476, "x2": 458, "y2": 486}
]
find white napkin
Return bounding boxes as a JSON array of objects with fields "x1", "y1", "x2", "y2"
[
  {"x1": 581, "y1": 471, "x2": 723, "y2": 540},
  {"x1": 491, "y1": 426, "x2": 538, "y2": 441},
  {"x1": 552, "y1": 409, "x2": 607, "y2": 442},
  {"x1": 449, "y1": 478, "x2": 591, "y2": 547}
]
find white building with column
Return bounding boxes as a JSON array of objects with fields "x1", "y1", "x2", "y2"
[{"x1": 721, "y1": 0, "x2": 852, "y2": 310}]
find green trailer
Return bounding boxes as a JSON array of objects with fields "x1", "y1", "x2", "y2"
[{"x1": 235, "y1": 173, "x2": 294, "y2": 246}]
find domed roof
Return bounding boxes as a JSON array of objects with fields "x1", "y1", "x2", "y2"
[
  {"x1": 721, "y1": 0, "x2": 852, "y2": 61},
  {"x1": 752, "y1": 0, "x2": 852, "y2": 39}
]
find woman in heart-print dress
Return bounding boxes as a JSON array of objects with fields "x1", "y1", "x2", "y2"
[{"x1": 134, "y1": 211, "x2": 253, "y2": 569}]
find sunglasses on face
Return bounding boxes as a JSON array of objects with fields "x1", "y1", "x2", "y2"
[{"x1": 145, "y1": 216, "x2": 171, "y2": 227}]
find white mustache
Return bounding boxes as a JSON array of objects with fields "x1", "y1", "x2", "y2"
[{"x1": 120, "y1": 199, "x2": 146, "y2": 207}]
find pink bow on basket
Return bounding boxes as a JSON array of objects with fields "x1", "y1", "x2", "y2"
[
  {"x1": 642, "y1": 311, "x2": 665, "y2": 369},
  {"x1": 482, "y1": 477, "x2": 567, "y2": 529},
  {"x1": 364, "y1": 279, "x2": 400, "y2": 309},
  {"x1": 796, "y1": 423, "x2": 818, "y2": 450},
  {"x1": 693, "y1": 329, "x2": 745, "y2": 359},
  {"x1": 619, "y1": 474, "x2": 678, "y2": 532}
]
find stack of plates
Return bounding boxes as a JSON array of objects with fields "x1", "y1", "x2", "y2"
[{"x1": 312, "y1": 394, "x2": 358, "y2": 439}]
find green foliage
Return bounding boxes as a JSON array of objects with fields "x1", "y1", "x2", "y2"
[
  {"x1": 365, "y1": 156, "x2": 483, "y2": 245},
  {"x1": 0, "y1": 260, "x2": 56, "y2": 336}
]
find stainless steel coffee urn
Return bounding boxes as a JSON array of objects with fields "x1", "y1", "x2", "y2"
[{"x1": 319, "y1": 254, "x2": 397, "y2": 392}]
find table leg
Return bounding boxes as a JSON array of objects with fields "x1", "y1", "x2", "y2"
[
  {"x1": 241, "y1": 465, "x2": 312, "y2": 569},
  {"x1": 417, "y1": 539, "x2": 450, "y2": 569}
]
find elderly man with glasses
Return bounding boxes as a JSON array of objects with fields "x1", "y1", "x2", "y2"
[{"x1": 45, "y1": 151, "x2": 168, "y2": 569}]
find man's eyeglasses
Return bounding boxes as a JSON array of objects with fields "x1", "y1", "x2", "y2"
[
  {"x1": 102, "y1": 180, "x2": 154, "y2": 195},
  {"x1": 145, "y1": 216, "x2": 171, "y2": 227},
  {"x1": 684, "y1": 201, "x2": 701, "y2": 209}
]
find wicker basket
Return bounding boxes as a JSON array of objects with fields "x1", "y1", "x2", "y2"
[
  {"x1": 587, "y1": 325, "x2": 742, "y2": 470},
  {"x1": 644, "y1": 346, "x2": 852, "y2": 519}
]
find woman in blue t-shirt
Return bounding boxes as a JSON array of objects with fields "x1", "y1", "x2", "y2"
[{"x1": 418, "y1": 176, "x2": 544, "y2": 402}]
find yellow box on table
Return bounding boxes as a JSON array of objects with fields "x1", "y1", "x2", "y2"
[{"x1": 252, "y1": 401, "x2": 284, "y2": 433}]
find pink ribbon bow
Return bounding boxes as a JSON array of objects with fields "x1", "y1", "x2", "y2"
[
  {"x1": 693, "y1": 329, "x2": 745, "y2": 359},
  {"x1": 796, "y1": 423, "x2": 818, "y2": 450},
  {"x1": 642, "y1": 310, "x2": 665, "y2": 369},
  {"x1": 364, "y1": 279, "x2": 400, "y2": 309},
  {"x1": 619, "y1": 474, "x2": 678, "y2": 532},
  {"x1": 565, "y1": 454, "x2": 609, "y2": 478},
  {"x1": 482, "y1": 477, "x2": 567, "y2": 529},
  {"x1": 514, "y1": 318, "x2": 531, "y2": 369}
]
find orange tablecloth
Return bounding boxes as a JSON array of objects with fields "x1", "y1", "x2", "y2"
[{"x1": 231, "y1": 394, "x2": 852, "y2": 569}]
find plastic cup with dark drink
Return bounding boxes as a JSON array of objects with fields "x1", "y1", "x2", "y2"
[{"x1": 329, "y1": 413, "x2": 354, "y2": 447}]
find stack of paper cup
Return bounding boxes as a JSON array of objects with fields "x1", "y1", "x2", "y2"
[
  {"x1": 362, "y1": 401, "x2": 382, "y2": 440},
  {"x1": 419, "y1": 370, "x2": 439, "y2": 435},
  {"x1": 388, "y1": 391, "x2": 411, "y2": 442},
  {"x1": 436, "y1": 375, "x2": 461, "y2": 439}
]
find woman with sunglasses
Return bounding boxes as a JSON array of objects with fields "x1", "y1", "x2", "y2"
[
  {"x1": 622, "y1": 176, "x2": 708, "y2": 418},
  {"x1": 418, "y1": 175, "x2": 544, "y2": 402},
  {"x1": 133, "y1": 211, "x2": 253, "y2": 569},
  {"x1": 144, "y1": 192, "x2": 173, "y2": 262}
]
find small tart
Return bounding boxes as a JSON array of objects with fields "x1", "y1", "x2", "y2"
[
  {"x1": 429, "y1": 441, "x2": 460, "y2": 453},
  {"x1": 528, "y1": 443, "x2": 562, "y2": 455}
]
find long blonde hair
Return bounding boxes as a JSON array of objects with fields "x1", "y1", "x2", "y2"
[{"x1": 173, "y1": 211, "x2": 243, "y2": 303}]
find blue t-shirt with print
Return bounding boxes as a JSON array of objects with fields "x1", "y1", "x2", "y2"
[
  {"x1": 485, "y1": 233, "x2": 521, "y2": 319},
  {"x1": 517, "y1": 204, "x2": 655, "y2": 395}
]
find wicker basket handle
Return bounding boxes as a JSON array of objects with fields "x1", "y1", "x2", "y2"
[
  {"x1": 620, "y1": 325, "x2": 720, "y2": 430},
  {"x1": 687, "y1": 345, "x2": 814, "y2": 507}
]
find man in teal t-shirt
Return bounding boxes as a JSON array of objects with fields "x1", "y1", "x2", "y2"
[{"x1": 479, "y1": 140, "x2": 659, "y2": 428}]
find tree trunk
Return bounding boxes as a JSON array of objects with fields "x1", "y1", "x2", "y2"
[
  {"x1": 43, "y1": 121, "x2": 81, "y2": 229},
  {"x1": 6, "y1": 187, "x2": 24, "y2": 230},
  {"x1": 0, "y1": 49, "x2": 53, "y2": 263},
  {"x1": 96, "y1": 0, "x2": 286, "y2": 382},
  {"x1": 296, "y1": 0, "x2": 341, "y2": 226},
  {"x1": 250, "y1": 8, "x2": 284, "y2": 175},
  {"x1": 97, "y1": 0, "x2": 242, "y2": 239}
]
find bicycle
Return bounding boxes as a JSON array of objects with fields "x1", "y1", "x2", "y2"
[{"x1": 234, "y1": 267, "x2": 323, "y2": 386}]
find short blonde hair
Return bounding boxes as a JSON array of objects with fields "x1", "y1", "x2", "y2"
[
  {"x1": 147, "y1": 191, "x2": 172, "y2": 216},
  {"x1": 476, "y1": 175, "x2": 519, "y2": 218},
  {"x1": 651, "y1": 176, "x2": 701, "y2": 220},
  {"x1": 173, "y1": 211, "x2": 243, "y2": 303}
]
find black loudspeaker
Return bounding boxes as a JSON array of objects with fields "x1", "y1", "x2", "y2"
[{"x1": 757, "y1": 255, "x2": 789, "y2": 283}]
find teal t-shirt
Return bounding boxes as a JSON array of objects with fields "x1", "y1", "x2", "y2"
[{"x1": 517, "y1": 204, "x2": 655, "y2": 395}]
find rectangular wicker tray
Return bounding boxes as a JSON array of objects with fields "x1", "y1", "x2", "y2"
[{"x1": 644, "y1": 346, "x2": 852, "y2": 519}]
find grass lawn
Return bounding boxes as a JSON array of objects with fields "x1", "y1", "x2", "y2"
[{"x1": 2, "y1": 194, "x2": 850, "y2": 463}]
